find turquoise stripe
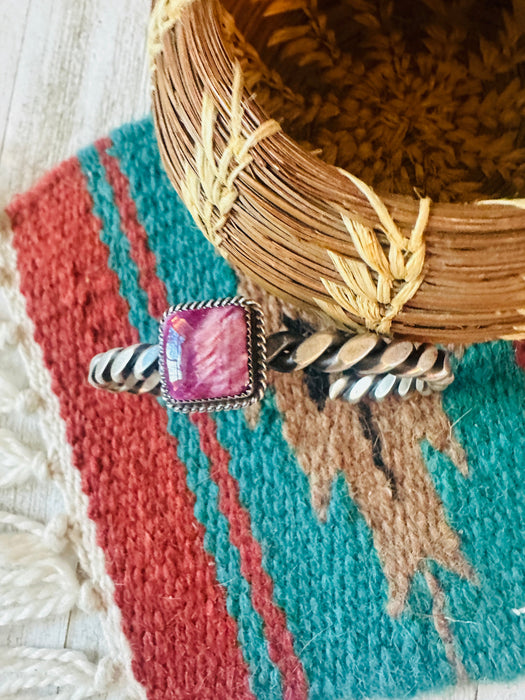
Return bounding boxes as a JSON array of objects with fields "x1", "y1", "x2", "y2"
[
  {"x1": 77, "y1": 145, "x2": 159, "y2": 345},
  {"x1": 171, "y1": 412, "x2": 283, "y2": 698},
  {"x1": 109, "y1": 118, "x2": 454, "y2": 699},
  {"x1": 94, "y1": 123, "x2": 283, "y2": 699},
  {"x1": 426, "y1": 341, "x2": 525, "y2": 679}
]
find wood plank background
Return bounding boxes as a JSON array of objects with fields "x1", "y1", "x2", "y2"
[{"x1": 0, "y1": 2, "x2": 523, "y2": 698}]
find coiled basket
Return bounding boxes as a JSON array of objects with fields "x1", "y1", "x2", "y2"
[{"x1": 149, "y1": 0, "x2": 525, "y2": 343}]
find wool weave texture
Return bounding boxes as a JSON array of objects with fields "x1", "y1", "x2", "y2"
[{"x1": 3, "y1": 117, "x2": 525, "y2": 700}]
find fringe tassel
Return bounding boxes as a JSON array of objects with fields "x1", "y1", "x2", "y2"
[
  {"x1": 0, "y1": 377, "x2": 42, "y2": 415},
  {"x1": 0, "y1": 648, "x2": 123, "y2": 699},
  {"x1": 0, "y1": 428, "x2": 50, "y2": 487},
  {"x1": 0, "y1": 319, "x2": 20, "y2": 349},
  {"x1": 0, "y1": 511, "x2": 108, "y2": 625}
]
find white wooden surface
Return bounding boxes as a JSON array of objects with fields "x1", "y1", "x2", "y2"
[
  {"x1": 0, "y1": 0, "x2": 151, "y2": 695},
  {"x1": 0, "y1": 2, "x2": 524, "y2": 699}
]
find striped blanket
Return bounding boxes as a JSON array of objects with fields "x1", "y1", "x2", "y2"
[{"x1": 3, "y1": 117, "x2": 525, "y2": 699}]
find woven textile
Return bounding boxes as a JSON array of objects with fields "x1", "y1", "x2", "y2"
[{"x1": 4, "y1": 117, "x2": 525, "y2": 699}]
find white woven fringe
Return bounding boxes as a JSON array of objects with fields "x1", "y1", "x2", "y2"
[{"x1": 0, "y1": 215, "x2": 147, "y2": 699}]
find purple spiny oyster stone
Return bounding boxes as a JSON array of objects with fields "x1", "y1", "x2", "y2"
[{"x1": 161, "y1": 304, "x2": 252, "y2": 403}]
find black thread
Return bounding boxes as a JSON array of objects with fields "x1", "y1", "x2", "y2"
[
  {"x1": 281, "y1": 316, "x2": 329, "y2": 410},
  {"x1": 282, "y1": 314, "x2": 315, "y2": 338},
  {"x1": 303, "y1": 367, "x2": 330, "y2": 411},
  {"x1": 357, "y1": 402, "x2": 398, "y2": 498}
]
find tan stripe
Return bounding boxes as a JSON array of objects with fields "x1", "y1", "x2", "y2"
[
  {"x1": 368, "y1": 393, "x2": 475, "y2": 615},
  {"x1": 423, "y1": 564, "x2": 468, "y2": 683},
  {"x1": 237, "y1": 270, "x2": 474, "y2": 618}
]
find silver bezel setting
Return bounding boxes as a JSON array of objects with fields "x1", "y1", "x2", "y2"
[{"x1": 158, "y1": 297, "x2": 267, "y2": 413}]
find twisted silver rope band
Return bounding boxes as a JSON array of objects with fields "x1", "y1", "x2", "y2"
[
  {"x1": 89, "y1": 330, "x2": 453, "y2": 403},
  {"x1": 88, "y1": 344, "x2": 161, "y2": 395}
]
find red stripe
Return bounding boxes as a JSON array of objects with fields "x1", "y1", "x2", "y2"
[
  {"x1": 96, "y1": 137, "x2": 168, "y2": 318},
  {"x1": 191, "y1": 412, "x2": 309, "y2": 700},
  {"x1": 8, "y1": 158, "x2": 255, "y2": 700}
]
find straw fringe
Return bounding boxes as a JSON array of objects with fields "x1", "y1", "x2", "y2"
[
  {"x1": 180, "y1": 62, "x2": 281, "y2": 249},
  {"x1": 0, "y1": 213, "x2": 146, "y2": 699},
  {"x1": 148, "y1": 0, "x2": 197, "y2": 68},
  {"x1": 324, "y1": 171, "x2": 430, "y2": 333}
]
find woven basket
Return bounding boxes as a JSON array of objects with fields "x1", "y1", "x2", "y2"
[{"x1": 149, "y1": 0, "x2": 525, "y2": 343}]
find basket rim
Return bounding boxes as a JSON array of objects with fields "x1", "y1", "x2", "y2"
[
  {"x1": 152, "y1": 0, "x2": 525, "y2": 230},
  {"x1": 150, "y1": 0, "x2": 525, "y2": 343}
]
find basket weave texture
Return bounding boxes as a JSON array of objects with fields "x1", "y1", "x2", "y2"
[{"x1": 150, "y1": 0, "x2": 525, "y2": 343}]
